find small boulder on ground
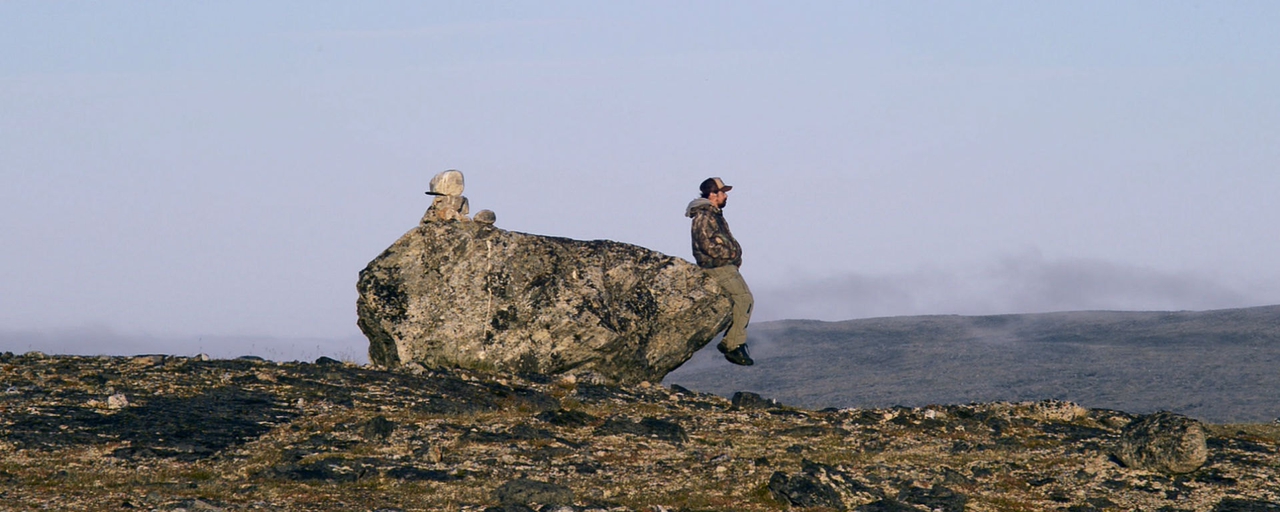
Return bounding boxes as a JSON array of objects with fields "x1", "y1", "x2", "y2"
[
  {"x1": 768, "y1": 470, "x2": 846, "y2": 510},
  {"x1": 1112, "y1": 411, "x2": 1208, "y2": 474},
  {"x1": 732, "y1": 391, "x2": 782, "y2": 410},
  {"x1": 492, "y1": 478, "x2": 574, "y2": 507}
]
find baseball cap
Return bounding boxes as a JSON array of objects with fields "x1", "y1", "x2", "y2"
[{"x1": 699, "y1": 177, "x2": 733, "y2": 195}]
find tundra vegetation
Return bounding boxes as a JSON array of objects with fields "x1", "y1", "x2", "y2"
[{"x1": 1, "y1": 352, "x2": 1278, "y2": 511}]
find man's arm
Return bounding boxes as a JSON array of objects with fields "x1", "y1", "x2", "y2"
[{"x1": 692, "y1": 213, "x2": 741, "y2": 266}]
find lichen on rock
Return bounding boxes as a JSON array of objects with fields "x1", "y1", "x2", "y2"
[{"x1": 1112, "y1": 410, "x2": 1209, "y2": 474}]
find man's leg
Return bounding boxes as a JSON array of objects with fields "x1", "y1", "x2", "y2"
[{"x1": 710, "y1": 266, "x2": 754, "y2": 352}]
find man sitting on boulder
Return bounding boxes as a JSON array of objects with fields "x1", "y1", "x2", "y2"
[{"x1": 686, "y1": 177, "x2": 754, "y2": 366}]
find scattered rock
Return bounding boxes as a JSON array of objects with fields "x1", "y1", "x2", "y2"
[
  {"x1": 361, "y1": 415, "x2": 396, "y2": 441},
  {"x1": 274, "y1": 456, "x2": 378, "y2": 482},
  {"x1": 768, "y1": 470, "x2": 846, "y2": 510},
  {"x1": 769, "y1": 459, "x2": 888, "y2": 510},
  {"x1": 176, "y1": 498, "x2": 225, "y2": 511},
  {"x1": 482, "y1": 505, "x2": 536, "y2": 512},
  {"x1": 897, "y1": 484, "x2": 966, "y2": 512},
  {"x1": 1113, "y1": 411, "x2": 1208, "y2": 474},
  {"x1": 538, "y1": 505, "x2": 581, "y2": 512},
  {"x1": 574, "y1": 384, "x2": 633, "y2": 402},
  {"x1": 853, "y1": 500, "x2": 919, "y2": 511},
  {"x1": 131, "y1": 355, "x2": 165, "y2": 366},
  {"x1": 732, "y1": 391, "x2": 781, "y2": 410},
  {"x1": 314, "y1": 356, "x2": 342, "y2": 366},
  {"x1": 1212, "y1": 498, "x2": 1280, "y2": 511},
  {"x1": 357, "y1": 220, "x2": 732, "y2": 385},
  {"x1": 384, "y1": 466, "x2": 460, "y2": 482},
  {"x1": 593, "y1": 417, "x2": 688, "y2": 444},
  {"x1": 107, "y1": 393, "x2": 129, "y2": 409},
  {"x1": 414, "y1": 380, "x2": 559, "y2": 416},
  {"x1": 1026, "y1": 399, "x2": 1088, "y2": 422},
  {"x1": 536, "y1": 409, "x2": 597, "y2": 428},
  {"x1": 492, "y1": 478, "x2": 574, "y2": 506},
  {"x1": 668, "y1": 384, "x2": 696, "y2": 396}
]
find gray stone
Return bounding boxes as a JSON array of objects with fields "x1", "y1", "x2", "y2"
[
  {"x1": 768, "y1": 471, "x2": 846, "y2": 510},
  {"x1": 106, "y1": 393, "x2": 129, "y2": 409},
  {"x1": 423, "y1": 170, "x2": 470, "y2": 222},
  {"x1": 357, "y1": 220, "x2": 732, "y2": 384},
  {"x1": 361, "y1": 415, "x2": 396, "y2": 441},
  {"x1": 732, "y1": 391, "x2": 782, "y2": 410},
  {"x1": 1212, "y1": 498, "x2": 1280, "y2": 511},
  {"x1": 429, "y1": 169, "x2": 465, "y2": 196},
  {"x1": 1112, "y1": 411, "x2": 1208, "y2": 474},
  {"x1": 538, "y1": 506, "x2": 581, "y2": 512},
  {"x1": 131, "y1": 354, "x2": 166, "y2": 366},
  {"x1": 423, "y1": 195, "x2": 469, "y2": 222},
  {"x1": 593, "y1": 416, "x2": 688, "y2": 444},
  {"x1": 897, "y1": 484, "x2": 966, "y2": 512},
  {"x1": 493, "y1": 478, "x2": 573, "y2": 506}
]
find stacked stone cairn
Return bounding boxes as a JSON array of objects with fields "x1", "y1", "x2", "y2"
[{"x1": 423, "y1": 169, "x2": 472, "y2": 223}]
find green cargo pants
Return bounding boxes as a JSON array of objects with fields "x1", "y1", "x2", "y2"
[{"x1": 706, "y1": 265, "x2": 753, "y2": 351}]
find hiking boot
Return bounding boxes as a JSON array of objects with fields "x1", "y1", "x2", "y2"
[{"x1": 723, "y1": 344, "x2": 754, "y2": 366}]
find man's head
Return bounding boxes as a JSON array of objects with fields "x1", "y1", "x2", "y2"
[{"x1": 699, "y1": 177, "x2": 732, "y2": 208}]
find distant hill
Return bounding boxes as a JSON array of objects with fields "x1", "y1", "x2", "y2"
[{"x1": 665, "y1": 305, "x2": 1280, "y2": 423}]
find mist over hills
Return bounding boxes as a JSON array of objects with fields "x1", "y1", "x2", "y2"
[{"x1": 665, "y1": 305, "x2": 1280, "y2": 424}]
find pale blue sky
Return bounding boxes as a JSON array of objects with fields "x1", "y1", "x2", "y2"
[{"x1": 2, "y1": 2, "x2": 1279, "y2": 358}]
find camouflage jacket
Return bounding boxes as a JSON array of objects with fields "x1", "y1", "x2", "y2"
[{"x1": 686, "y1": 198, "x2": 742, "y2": 269}]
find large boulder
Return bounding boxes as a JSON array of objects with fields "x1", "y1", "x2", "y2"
[{"x1": 356, "y1": 219, "x2": 732, "y2": 384}]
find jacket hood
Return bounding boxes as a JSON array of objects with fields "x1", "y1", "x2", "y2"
[{"x1": 685, "y1": 197, "x2": 718, "y2": 218}]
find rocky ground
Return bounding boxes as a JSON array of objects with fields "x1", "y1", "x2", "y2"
[{"x1": 1, "y1": 352, "x2": 1278, "y2": 511}]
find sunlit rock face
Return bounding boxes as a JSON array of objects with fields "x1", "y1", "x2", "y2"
[{"x1": 356, "y1": 220, "x2": 731, "y2": 384}]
